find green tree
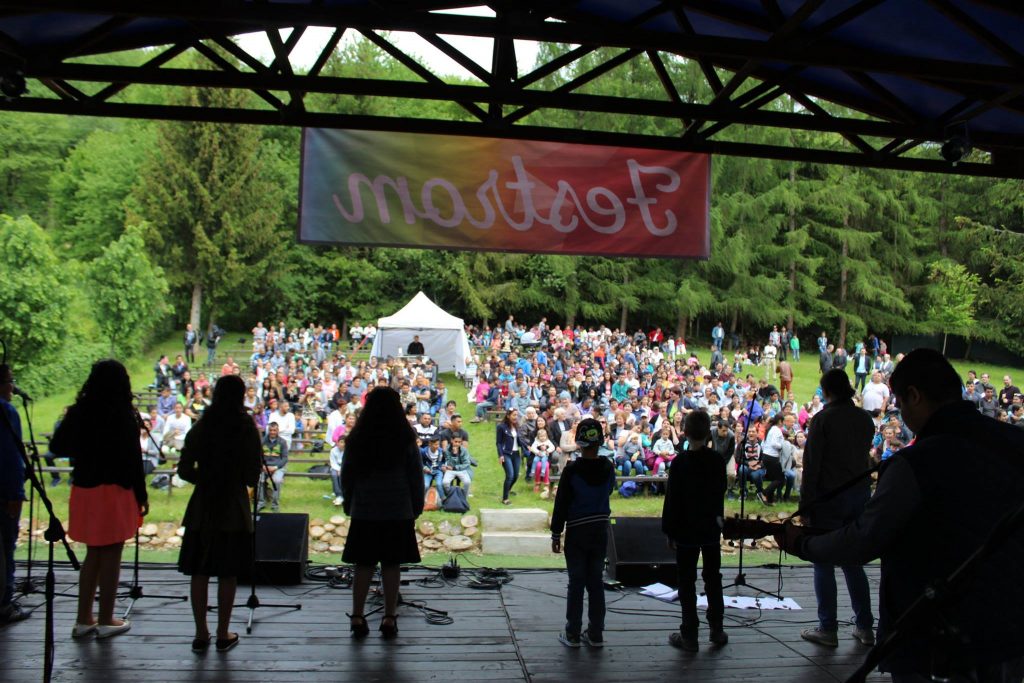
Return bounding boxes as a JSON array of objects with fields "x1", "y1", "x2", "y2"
[
  {"x1": 0, "y1": 214, "x2": 73, "y2": 368},
  {"x1": 925, "y1": 259, "x2": 980, "y2": 355},
  {"x1": 132, "y1": 68, "x2": 287, "y2": 333},
  {"x1": 89, "y1": 225, "x2": 170, "y2": 355}
]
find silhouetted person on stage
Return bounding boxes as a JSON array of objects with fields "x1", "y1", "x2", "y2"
[
  {"x1": 341, "y1": 387, "x2": 424, "y2": 639},
  {"x1": 176, "y1": 375, "x2": 261, "y2": 653},
  {"x1": 778, "y1": 349, "x2": 1024, "y2": 682},
  {"x1": 0, "y1": 364, "x2": 28, "y2": 624}
]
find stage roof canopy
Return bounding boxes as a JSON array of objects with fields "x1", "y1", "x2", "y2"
[{"x1": 1, "y1": 1, "x2": 1022, "y2": 177}]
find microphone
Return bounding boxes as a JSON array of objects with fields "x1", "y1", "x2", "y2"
[{"x1": 12, "y1": 386, "x2": 32, "y2": 402}]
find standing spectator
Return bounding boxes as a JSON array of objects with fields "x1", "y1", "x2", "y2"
[
  {"x1": 778, "y1": 358, "x2": 794, "y2": 401},
  {"x1": 861, "y1": 372, "x2": 891, "y2": 418},
  {"x1": 176, "y1": 375, "x2": 261, "y2": 653},
  {"x1": 853, "y1": 347, "x2": 871, "y2": 393},
  {"x1": 50, "y1": 360, "x2": 148, "y2": 639},
  {"x1": 662, "y1": 410, "x2": 728, "y2": 651},
  {"x1": 999, "y1": 375, "x2": 1020, "y2": 409},
  {"x1": 798, "y1": 369, "x2": 874, "y2": 648},
  {"x1": 762, "y1": 341, "x2": 778, "y2": 381},
  {"x1": 550, "y1": 418, "x2": 615, "y2": 648},
  {"x1": 789, "y1": 331, "x2": 800, "y2": 361},
  {"x1": 497, "y1": 409, "x2": 521, "y2": 505},
  {"x1": 711, "y1": 322, "x2": 725, "y2": 351},
  {"x1": 184, "y1": 323, "x2": 198, "y2": 364},
  {"x1": 341, "y1": 388, "x2": 424, "y2": 639},
  {"x1": 817, "y1": 332, "x2": 828, "y2": 354},
  {"x1": 832, "y1": 345, "x2": 849, "y2": 373},
  {"x1": 819, "y1": 344, "x2": 834, "y2": 376},
  {"x1": 0, "y1": 364, "x2": 28, "y2": 624},
  {"x1": 205, "y1": 324, "x2": 223, "y2": 366}
]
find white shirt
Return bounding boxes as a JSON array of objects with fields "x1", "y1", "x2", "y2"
[
  {"x1": 162, "y1": 414, "x2": 192, "y2": 448},
  {"x1": 268, "y1": 411, "x2": 296, "y2": 446},
  {"x1": 861, "y1": 381, "x2": 891, "y2": 413}
]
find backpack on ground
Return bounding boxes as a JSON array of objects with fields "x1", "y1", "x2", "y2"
[{"x1": 442, "y1": 486, "x2": 470, "y2": 513}]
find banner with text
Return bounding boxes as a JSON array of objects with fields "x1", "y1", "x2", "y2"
[{"x1": 299, "y1": 129, "x2": 710, "y2": 259}]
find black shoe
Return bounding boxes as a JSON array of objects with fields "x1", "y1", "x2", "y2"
[
  {"x1": 347, "y1": 614, "x2": 369, "y2": 638},
  {"x1": 669, "y1": 632, "x2": 698, "y2": 652},
  {"x1": 379, "y1": 615, "x2": 398, "y2": 639},
  {"x1": 709, "y1": 628, "x2": 729, "y2": 646}
]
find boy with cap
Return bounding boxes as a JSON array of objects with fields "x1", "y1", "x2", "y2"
[{"x1": 551, "y1": 417, "x2": 616, "y2": 648}]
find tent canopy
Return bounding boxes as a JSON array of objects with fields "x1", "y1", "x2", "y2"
[{"x1": 370, "y1": 291, "x2": 471, "y2": 374}]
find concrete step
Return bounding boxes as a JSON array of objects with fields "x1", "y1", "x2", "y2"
[
  {"x1": 479, "y1": 507, "x2": 549, "y2": 532},
  {"x1": 481, "y1": 531, "x2": 552, "y2": 556}
]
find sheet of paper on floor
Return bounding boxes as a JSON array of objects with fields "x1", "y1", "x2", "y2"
[{"x1": 641, "y1": 583, "x2": 801, "y2": 610}]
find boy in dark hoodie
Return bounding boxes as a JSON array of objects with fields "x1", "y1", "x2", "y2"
[
  {"x1": 551, "y1": 417, "x2": 616, "y2": 648},
  {"x1": 662, "y1": 409, "x2": 728, "y2": 652}
]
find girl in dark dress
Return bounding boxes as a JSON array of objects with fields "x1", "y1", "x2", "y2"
[
  {"x1": 341, "y1": 387, "x2": 424, "y2": 639},
  {"x1": 176, "y1": 375, "x2": 261, "y2": 653}
]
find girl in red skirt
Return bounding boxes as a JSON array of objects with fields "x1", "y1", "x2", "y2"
[{"x1": 50, "y1": 360, "x2": 148, "y2": 639}]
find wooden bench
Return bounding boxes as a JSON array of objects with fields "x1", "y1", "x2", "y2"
[{"x1": 549, "y1": 473, "x2": 667, "y2": 493}]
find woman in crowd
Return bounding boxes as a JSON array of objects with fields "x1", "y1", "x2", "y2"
[
  {"x1": 300, "y1": 386, "x2": 322, "y2": 433},
  {"x1": 341, "y1": 387, "x2": 424, "y2": 639},
  {"x1": 50, "y1": 360, "x2": 148, "y2": 639},
  {"x1": 497, "y1": 408, "x2": 521, "y2": 505},
  {"x1": 176, "y1": 375, "x2": 261, "y2": 653}
]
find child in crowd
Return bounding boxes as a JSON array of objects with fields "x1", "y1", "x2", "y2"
[
  {"x1": 329, "y1": 436, "x2": 344, "y2": 506},
  {"x1": 551, "y1": 418, "x2": 616, "y2": 649},
  {"x1": 661, "y1": 410, "x2": 728, "y2": 652},
  {"x1": 530, "y1": 428, "x2": 556, "y2": 493},
  {"x1": 651, "y1": 424, "x2": 678, "y2": 475}
]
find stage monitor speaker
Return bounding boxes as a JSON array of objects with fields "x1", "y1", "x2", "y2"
[
  {"x1": 241, "y1": 512, "x2": 309, "y2": 585},
  {"x1": 606, "y1": 517, "x2": 677, "y2": 587}
]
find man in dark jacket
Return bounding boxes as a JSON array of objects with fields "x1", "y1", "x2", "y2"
[
  {"x1": 799, "y1": 369, "x2": 875, "y2": 648},
  {"x1": 551, "y1": 418, "x2": 615, "y2": 649},
  {"x1": 662, "y1": 410, "x2": 728, "y2": 652},
  {"x1": 779, "y1": 349, "x2": 1024, "y2": 682}
]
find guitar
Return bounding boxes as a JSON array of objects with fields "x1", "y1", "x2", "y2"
[{"x1": 722, "y1": 516, "x2": 826, "y2": 541}]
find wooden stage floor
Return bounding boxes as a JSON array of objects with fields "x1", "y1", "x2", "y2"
[{"x1": 1, "y1": 562, "x2": 888, "y2": 682}]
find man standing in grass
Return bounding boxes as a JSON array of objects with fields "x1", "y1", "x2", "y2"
[{"x1": 551, "y1": 417, "x2": 615, "y2": 649}]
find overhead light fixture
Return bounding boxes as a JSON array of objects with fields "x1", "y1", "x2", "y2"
[
  {"x1": 0, "y1": 69, "x2": 26, "y2": 98},
  {"x1": 940, "y1": 123, "x2": 971, "y2": 164}
]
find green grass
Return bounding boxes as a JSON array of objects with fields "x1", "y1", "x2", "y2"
[{"x1": 15, "y1": 333, "x2": 1023, "y2": 567}]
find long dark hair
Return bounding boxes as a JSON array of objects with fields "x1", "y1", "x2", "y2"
[
  {"x1": 74, "y1": 359, "x2": 133, "y2": 413},
  {"x1": 344, "y1": 387, "x2": 416, "y2": 469},
  {"x1": 201, "y1": 375, "x2": 247, "y2": 426}
]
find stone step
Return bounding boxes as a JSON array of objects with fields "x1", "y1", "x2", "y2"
[
  {"x1": 481, "y1": 531, "x2": 552, "y2": 556},
  {"x1": 479, "y1": 507, "x2": 549, "y2": 532}
]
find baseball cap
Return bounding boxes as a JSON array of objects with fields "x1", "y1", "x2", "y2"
[{"x1": 574, "y1": 418, "x2": 604, "y2": 448}]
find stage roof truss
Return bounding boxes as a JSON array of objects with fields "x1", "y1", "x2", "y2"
[{"x1": 0, "y1": 1, "x2": 1021, "y2": 177}]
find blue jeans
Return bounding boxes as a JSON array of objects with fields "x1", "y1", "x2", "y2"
[
  {"x1": 564, "y1": 522, "x2": 607, "y2": 637},
  {"x1": 855, "y1": 372, "x2": 868, "y2": 393},
  {"x1": 424, "y1": 470, "x2": 444, "y2": 498},
  {"x1": 810, "y1": 486, "x2": 874, "y2": 632},
  {"x1": 0, "y1": 506, "x2": 18, "y2": 606},
  {"x1": 500, "y1": 452, "x2": 520, "y2": 501},
  {"x1": 474, "y1": 401, "x2": 494, "y2": 419},
  {"x1": 792, "y1": 348, "x2": 800, "y2": 361},
  {"x1": 739, "y1": 465, "x2": 765, "y2": 494},
  {"x1": 330, "y1": 470, "x2": 343, "y2": 498}
]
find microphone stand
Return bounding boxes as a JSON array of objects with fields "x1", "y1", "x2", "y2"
[
  {"x1": 15, "y1": 415, "x2": 46, "y2": 597},
  {"x1": 230, "y1": 443, "x2": 300, "y2": 634},
  {"x1": 723, "y1": 395, "x2": 782, "y2": 600},
  {"x1": 1, "y1": 394, "x2": 79, "y2": 683},
  {"x1": 119, "y1": 413, "x2": 187, "y2": 619}
]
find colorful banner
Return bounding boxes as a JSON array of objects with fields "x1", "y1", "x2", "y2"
[{"x1": 299, "y1": 129, "x2": 710, "y2": 259}]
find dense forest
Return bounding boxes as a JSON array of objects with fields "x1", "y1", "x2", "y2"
[{"x1": 1, "y1": 38, "x2": 1021, "y2": 396}]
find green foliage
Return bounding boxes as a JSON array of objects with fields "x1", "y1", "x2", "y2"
[
  {"x1": 0, "y1": 215, "x2": 73, "y2": 369},
  {"x1": 89, "y1": 225, "x2": 171, "y2": 355}
]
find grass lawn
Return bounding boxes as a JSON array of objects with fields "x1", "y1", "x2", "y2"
[{"x1": 14, "y1": 333, "x2": 1022, "y2": 568}]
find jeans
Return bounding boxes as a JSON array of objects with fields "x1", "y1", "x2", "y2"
[
  {"x1": 792, "y1": 348, "x2": 800, "y2": 361},
  {"x1": 501, "y1": 452, "x2": 521, "y2": 501},
  {"x1": 855, "y1": 372, "x2": 868, "y2": 393},
  {"x1": 564, "y1": 522, "x2": 607, "y2": 637},
  {"x1": 523, "y1": 447, "x2": 534, "y2": 481},
  {"x1": 330, "y1": 469, "x2": 343, "y2": 498},
  {"x1": 810, "y1": 486, "x2": 874, "y2": 632},
  {"x1": 0, "y1": 506, "x2": 18, "y2": 606},
  {"x1": 676, "y1": 543, "x2": 723, "y2": 638},
  {"x1": 206, "y1": 346, "x2": 216, "y2": 365},
  {"x1": 259, "y1": 469, "x2": 286, "y2": 507},
  {"x1": 616, "y1": 456, "x2": 646, "y2": 476},
  {"x1": 442, "y1": 469, "x2": 471, "y2": 496},
  {"x1": 424, "y1": 470, "x2": 444, "y2": 498},
  {"x1": 185, "y1": 344, "x2": 195, "y2": 364},
  {"x1": 474, "y1": 401, "x2": 494, "y2": 419},
  {"x1": 738, "y1": 465, "x2": 765, "y2": 494}
]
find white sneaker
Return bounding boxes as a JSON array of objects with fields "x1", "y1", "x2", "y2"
[{"x1": 333, "y1": 496, "x2": 343, "y2": 506}]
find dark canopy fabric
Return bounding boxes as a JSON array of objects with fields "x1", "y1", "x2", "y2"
[{"x1": 1, "y1": 1, "x2": 1022, "y2": 175}]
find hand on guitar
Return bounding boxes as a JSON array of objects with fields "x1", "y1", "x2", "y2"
[{"x1": 773, "y1": 521, "x2": 807, "y2": 557}]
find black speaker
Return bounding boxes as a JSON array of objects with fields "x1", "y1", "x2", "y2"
[
  {"x1": 606, "y1": 517, "x2": 677, "y2": 586},
  {"x1": 241, "y1": 512, "x2": 309, "y2": 585}
]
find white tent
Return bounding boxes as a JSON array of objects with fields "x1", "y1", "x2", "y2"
[{"x1": 369, "y1": 291, "x2": 472, "y2": 374}]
